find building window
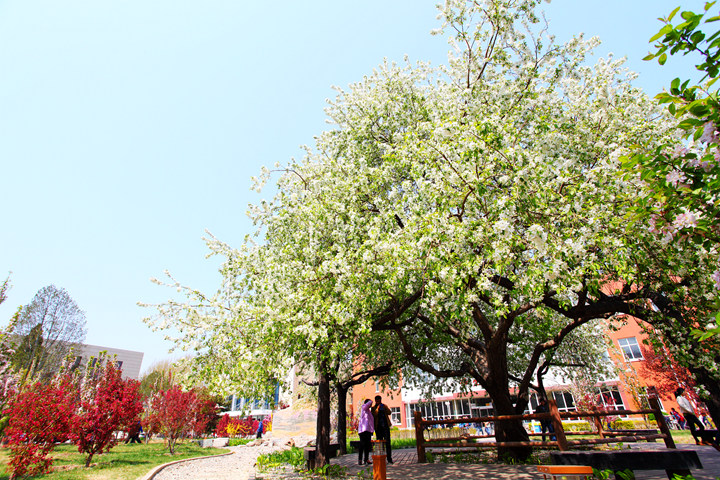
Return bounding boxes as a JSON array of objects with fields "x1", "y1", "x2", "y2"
[
  {"x1": 636, "y1": 386, "x2": 659, "y2": 410},
  {"x1": 551, "y1": 391, "x2": 576, "y2": 412},
  {"x1": 390, "y1": 407, "x2": 401, "y2": 425},
  {"x1": 596, "y1": 386, "x2": 625, "y2": 410},
  {"x1": 618, "y1": 337, "x2": 643, "y2": 361}
]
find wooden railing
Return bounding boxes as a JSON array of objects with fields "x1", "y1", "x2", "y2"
[{"x1": 414, "y1": 396, "x2": 674, "y2": 463}]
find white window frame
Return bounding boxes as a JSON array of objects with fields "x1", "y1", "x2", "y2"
[
  {"x1": 390, "y1": 407, "x2": 401, "y2": 425},
  {"x1": 618, "y1": 337, "x2": 643, "y2": 361}
]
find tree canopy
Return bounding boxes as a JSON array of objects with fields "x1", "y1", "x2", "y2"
[
  {"x1": 147, "y1": 0, "x2": 689, "y2": 461},
  {"x1": 13, "y1": 285, "x2": 87, "y2": 382}
]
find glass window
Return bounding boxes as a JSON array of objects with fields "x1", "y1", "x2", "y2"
[
  {"x1": 460, "y1": 399, "x2": 471, "y2": 415},
  {"x1": 618, "y1": 337, "x2": 643, "y2": 361},
  {"x1": 390, "y1": 407, "x2": 401, "y2": 425},
  {"x1": 552, "y1": 391, "x2": 577, "y2": 412},
  {"x1": 597, "y1": 386, "x2": 626, "y2": 410}
]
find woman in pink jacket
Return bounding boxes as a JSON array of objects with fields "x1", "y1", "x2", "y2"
[{"x1": 358, "y1": 399, "x2": 374, "y2": 465}]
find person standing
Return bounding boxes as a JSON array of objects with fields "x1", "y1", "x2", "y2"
[
  {"x1": 372, "y1": 395, "x2": 393, "y2": 464},
  {"x1": 358, "y1": 399, "x2": 374, "y2": 465},
  {"x1": 536, "y1": 398, "x2": 555, "y2": 442},
  {"x1": 670, "y1": 408, "x2": 686, "y2": 429},
  {"x1": 675, "y1": 387, "x2": 704, "y2": 434}
]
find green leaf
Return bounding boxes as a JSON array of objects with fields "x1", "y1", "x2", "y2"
[
  {"x1": 650, "y1": 24, "x2": 674, "y2": 42},
  {"x1": 678, "y1": 118, "x2": 702, "y2": 129},
  {"x1": 668, "y1": 6, "x2": 681, "y2": 20},
  {"x1": 691, "y1": 31, "x2": 706, "y2": 44},
  {"x1": 689, "y1": 103, "x2": 711, "y2": 116},
  {"x1": 659, "y1": 52, "x2": 668, "y2": 65}
]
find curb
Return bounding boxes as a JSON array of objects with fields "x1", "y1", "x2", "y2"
[{"x1": 137, "y1": 450, "x2": 235, "y2": 480}]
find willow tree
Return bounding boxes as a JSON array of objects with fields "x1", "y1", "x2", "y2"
[{"x1": 147, "y1": 0, "x2": 681, "y2": 462}]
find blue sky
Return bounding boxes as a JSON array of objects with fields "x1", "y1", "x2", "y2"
[{"x1": 0, "y1": 0, "x2": 701, "y2": 374}]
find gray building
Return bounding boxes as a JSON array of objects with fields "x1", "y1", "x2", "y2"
[{"x1": 74, "y1": 344, "x2": 144, "y2": 380}]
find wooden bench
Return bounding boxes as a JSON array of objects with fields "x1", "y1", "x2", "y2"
[
  {"x1": 551, "y1": 449, "x2": 702, "y2": 480},
  {"x1": 303, "y1": 444, "x2": 341, "y2": 469}
]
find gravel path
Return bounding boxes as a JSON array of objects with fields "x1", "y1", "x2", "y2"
[{"x1": 152, "y1": 444, "x2": 285, "y2": 480}]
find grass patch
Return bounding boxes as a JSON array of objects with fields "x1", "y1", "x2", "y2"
[
  {"x1": 0, "y1": 440, "x2": 228, "y2": 480},
  {"x1": 256, "y1": 447, "x2": 304, "y2": 471},
  {"x1": 345, "y1": 436, "x2": 416, "y2": 453},
  {"x1": 228, "y1": 438, "x2": 253, "y2": 447}
]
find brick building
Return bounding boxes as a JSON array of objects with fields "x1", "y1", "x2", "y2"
[{"x1": 349, "y1": 316, "x2": 692, "y2": 429}]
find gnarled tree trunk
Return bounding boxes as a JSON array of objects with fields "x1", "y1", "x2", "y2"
[{"x1": 315, "y1": 364, "x2": 332, "y2": 469}]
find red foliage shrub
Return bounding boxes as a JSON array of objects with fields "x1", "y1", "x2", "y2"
[
  {"x1": 147, "y1": 386, "x2": 198, "y2": 454},
  {"x1": 215, "y1": 413, "x2": 231, "y2": 437},
  {"x1": 214, "y1": 413, "x2": 255, "y2": 437},
  {"x1": 70, "y1": 362, "x2": 143, "y2": 467},
  {"x1": 190, "y1": 393, "x2": 218, "y2": 438},
  {"x1": 4, "y1": 377, "x2": 75, "y2": 478}
]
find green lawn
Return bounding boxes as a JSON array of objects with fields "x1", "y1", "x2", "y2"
[{"x1": 0, "y1": 441, "x2": 229, "y2": 480}]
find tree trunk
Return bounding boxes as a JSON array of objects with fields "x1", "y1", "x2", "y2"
[
  {"x1": 484, "y1": 338, "x2": 532, "y2": 462},
  {"x1": 336, "y1": 383, "x2": 348, "y2": 455},
  {"x1": 315, "y1": 367, "x2": 332, "y2": 468},
  {"x1": 486, "y1": 385, "x2": 532, "y2": 461}
]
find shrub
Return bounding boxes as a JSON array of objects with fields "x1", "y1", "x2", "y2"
[
  {"x1": 610, "y1": 420, "x2": 636, "y2": 430},
  {"x1": 5, "y1": 377, "x2": 75, "y2": 478},
  {"x1": 190, "y1": 391, "x2": 219, "y2": 438},
  {"x1": 147, "y1": 386, "x2": 199, "y2": 454},
  {"x1": 561, "y1": 421, "x2": 591, "y2": 432},
  {"x1": 70, "y1": 361, "x2": 143, "y2": 467},
  {"x1": 215, "y1": 413, "x2": 231, "y2": 436}
]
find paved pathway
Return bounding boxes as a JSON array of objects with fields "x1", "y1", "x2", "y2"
[
  {"x1": 151, "y1": 444, "x2": 271, "y2": 480},
  {"x1": 329, "y1": 444, "x2": 720, "y2": 480},
  {"x1": 150, "y1": 442, "x2": 720, "y2": 480}
]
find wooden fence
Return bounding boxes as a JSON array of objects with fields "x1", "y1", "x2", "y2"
[{"x1": 414, "y1": 396, "x2": 674, "y2": 463}]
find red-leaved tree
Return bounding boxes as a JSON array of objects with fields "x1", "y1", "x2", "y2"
[
  {"x1": 4, "y1": 376, "x2": 75, "y2": 478},
  {"x1": 148, "y1": 386, "x2": 198, "y2": 454},
  {"x1": 70, "y1": 359, "x2": 143, "y2": 467},
  {"x1": 189, "y1": 391, "x2": 218, "y2": 438}
]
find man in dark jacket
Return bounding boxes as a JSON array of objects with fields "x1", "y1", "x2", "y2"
[{"x1": 372, "y1": 395, "x2": 393, "y2": 464}]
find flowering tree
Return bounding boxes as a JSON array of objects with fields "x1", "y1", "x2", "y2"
[
  {"x1": 70, "y1": 358, "x2": 143, "y2": 467},
  {"x1": 148, "y1": 386, "x2": 198, "y2": 454},
  {"x1": 147, "y1": 0, "x2": 683, "y2": 461},
  {"x1": 4, "y1": 376, "x2": 75, "y2": 478}
]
